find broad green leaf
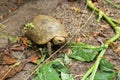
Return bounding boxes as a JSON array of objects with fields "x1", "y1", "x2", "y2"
[
  {"x1": 61, "y1": 72, "x2": 74, "y2": 80},
  {"x1": 33, "y1": 58, "x2": 74, "y2": 80},
  {"x1": 117, "y1": 71, "x2": 120, "y2": 80},
  {"x1": 52, "y1": 59, "x2": 70, "y2": 74},
  {"x1": 94, "y1": 71, "x2": 116, "y2": 80},
  {"x1": 69, "y1": 47, "x2": 97, "y2": 61},
  {"x1": 99, "y1": 59, "x2": 115, "y2": 72},
  {"x1": 69, "y1": 43, "x2": 102, "y2": 61},
  {"x1": 33, "y1": 63, "x2": 61, "y2": 80}
]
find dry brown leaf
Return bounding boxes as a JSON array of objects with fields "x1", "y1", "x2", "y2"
[
  {"x1": 0, "y1": 62, "x2": 25, "y2": 80},
  {"x1": 88, "y1": 35, "x2": 94, "y2": 41},
  {"x1": 10, "y1": 43, "x2": 25, "y2": 51},
  {"x1": 0, "y1": 47, "x2": 16, "y2": 65},
  {"x1": 0, "y1": 53, "x2": 16, "y2": 65},
  {"x1": 91, "y1": 31, "x2": 100, "y2": 37},
  {"x1": 10, "y1": 7, "x2": 18, "y2": 11},
  {"x1": 110, "y1": 42, "x2": 120, "y2": 54},
  {"x1": 56, "y1": 18, "x2": 63, "y2": 24},
  {"x1": 27, "y1": 53, "x2": 42, "y2": 63},
  {"x1": 64, "y1": 48, "x2": 72, "y2": 55},
  {"x1": 20, "y1": 37, "x2": 30, "y2": 47},
  {"x1": 114, "y1": 48, "x2": 120, "y2": 54},
  {"x1": 76, "y1": 37, "x2": 82, "y2": 43},
  {"x1": 99, "y1": 25, "x2": 109, "y2": 31},
  {"x1": 70, "y1": 7, "x2": 80, "y2": 13},
  {"x1": 0, "y1": 15, "x2": 4, "y2": 20}
]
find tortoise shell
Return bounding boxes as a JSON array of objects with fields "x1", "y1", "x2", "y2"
[{"x1": 25, "y1": 15, "x2": 67, "y2": 45}]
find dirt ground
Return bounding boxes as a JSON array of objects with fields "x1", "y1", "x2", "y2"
[{"x1": 0, "y1": 0, "x2": 120, "y2": 80}]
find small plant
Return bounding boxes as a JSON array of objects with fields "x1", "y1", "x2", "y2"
[{"x1": 23, "y1": 22, "x2": 35, "y2": 32}]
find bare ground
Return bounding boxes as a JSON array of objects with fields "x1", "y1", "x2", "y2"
[{"x1": 0, "y1": 0, "x2": 120, "y2": 80}]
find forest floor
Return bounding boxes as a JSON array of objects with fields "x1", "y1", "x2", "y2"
[{"x1": 0, "y1": 0, "x2": 120, "y2": 80}]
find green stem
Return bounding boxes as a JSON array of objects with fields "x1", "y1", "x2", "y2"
[
  {"x1": 90, "y1": 46, "x2": 108, "y2": 80},
  {"x1": 107, "y1": 32, "x2": 120, "y2": 42},
  {"x1": 81, "y1": 65, "x2": 94, "y2": 80},
  {"x1": 105, "y1": 0, "x2": 120, "y2": 9},
  {"x1": 81, "y1": 0, "x2": 120, "y2": 80}
]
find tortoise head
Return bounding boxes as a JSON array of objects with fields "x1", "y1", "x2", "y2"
[{"x1": 52, "y1": 36, "x2": 66, "y2": 45}]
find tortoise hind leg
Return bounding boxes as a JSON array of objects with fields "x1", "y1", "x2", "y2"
[{"x1": 47, "y1": 42, "x2": 52, "y2": 56}]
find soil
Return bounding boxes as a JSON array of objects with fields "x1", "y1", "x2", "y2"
[{"x1": 0, "y1": 0, "x2": 120, "y2": 80}]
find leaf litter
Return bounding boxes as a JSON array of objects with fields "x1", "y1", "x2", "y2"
[{"x1": 1, "y1": 0, "x2": 120, "y2": 80}]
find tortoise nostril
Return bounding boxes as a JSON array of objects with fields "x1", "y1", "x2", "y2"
[
  {"x1": 58, "y1": 39, "x2": 65, "y2": 43},
  {"x1": 58, "y1": 40, "x2": 62, "y2": 42}
]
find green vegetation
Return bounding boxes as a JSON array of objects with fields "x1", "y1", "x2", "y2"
[
  {"x1": 33, "y1": 56, "x2": 74, "y2": 80},
  {"x1": 32, "y1": 0, "x2": 120, "y2": 80},
  {"x1": 105, "y1": 0, "x2": 120, "y2": 9}
]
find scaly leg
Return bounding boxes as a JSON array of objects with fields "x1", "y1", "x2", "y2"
[{"x1": 47, "y1": 42, "x2": 52, "y2": 56}]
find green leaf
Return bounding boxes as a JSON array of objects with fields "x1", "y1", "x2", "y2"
[
  {"x1": 33, "y1": 58, "x2": 74, "y2": 80},
  {"x1": 61, "y1": 72, "x2": 74, "y2": 80},
  {"x1": 69, "y1": 47, "x2": 97, "y2": 61},
  {"x1": 94, "y1": 71, "x2": 116, "y2": 80},
  {"x1": 69, "y1": 43, "x2": 103, "y2": 61},
  {"x1": 33, "y1": 63, "x2": 61, "y2": 80},
  {"x1": 52, "y1": 59, "x2": 70, "y2": 74},
  {"x1": 117, "y1": 71, "x2": 120, "y2": 80},
  {"x1": 99, "y1": 59, "x2": 115, "y2": 72}
]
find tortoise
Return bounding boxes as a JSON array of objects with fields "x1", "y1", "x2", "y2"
[{"x1": 25, "y1": 15, "x2": 67, "y2": 55}]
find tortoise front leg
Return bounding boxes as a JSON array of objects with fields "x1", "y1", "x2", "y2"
[{"x1": 47, "y1": 42, "x2": 52, "y2": 56}]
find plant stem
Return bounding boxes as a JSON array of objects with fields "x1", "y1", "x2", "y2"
[
  {"x1": 90, "y1": 46, "x2": 108, "y2": 80},
  {"x1": 81, "y1": 65, "x2": 94, "y2": 80},
  {"x1": 81, "y1": 0, "x2": 120, "y2": 80}
]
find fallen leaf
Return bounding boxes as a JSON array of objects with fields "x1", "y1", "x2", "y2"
[
  {"x1": 0, "y1": 62, "x2": 25, "y2": 80},
  {"x1": 10, "y1": 43, "x2": 25, "y2": 51},
  {"x1": 64, "y1": 48, "x2": 72, "y2": 55},
  {"x1": 20, "y1": 37, "x2": 31, "y2": 47},
  {"x1": 70, "y1": 7, "x2": 80, "y2": 13},
  {"x1": 0, "y1": 53, "x2": 16, "y2": 65},
  {"x1": 99, "y1": 25, "x2": 109, "y2": 31},
  {"x1": 114, "y1": 48, "x2": 120, "y2": 54},
  {"x1": 76, "y1": 37, "x2": 82, "y2": 43},
  {"x1": 110, "y1": 42, "x2": 120, "y2": 54},
  {"x1": 10, "y1": 6, "x2": 18, "y2": 11},
  {"x1": 91, "y1": 31, "x2": 100, "y2": 37},
  {"x1": 0, "y1": 47, "x2": 16, "y2": 65},
  {"x1": 56, "y1": 18, "x2": 63, "y2": 24},
  {"x1": 0, "y1": 15, "x2": 4, "y2": 20},
  {"x1": 27, "y1": 53, "x2": 42, "y2": 63}
]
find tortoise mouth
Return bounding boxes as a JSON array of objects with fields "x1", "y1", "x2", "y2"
[{"x1": 52, "y1": 36, "x2": 66, "y2": 45}]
